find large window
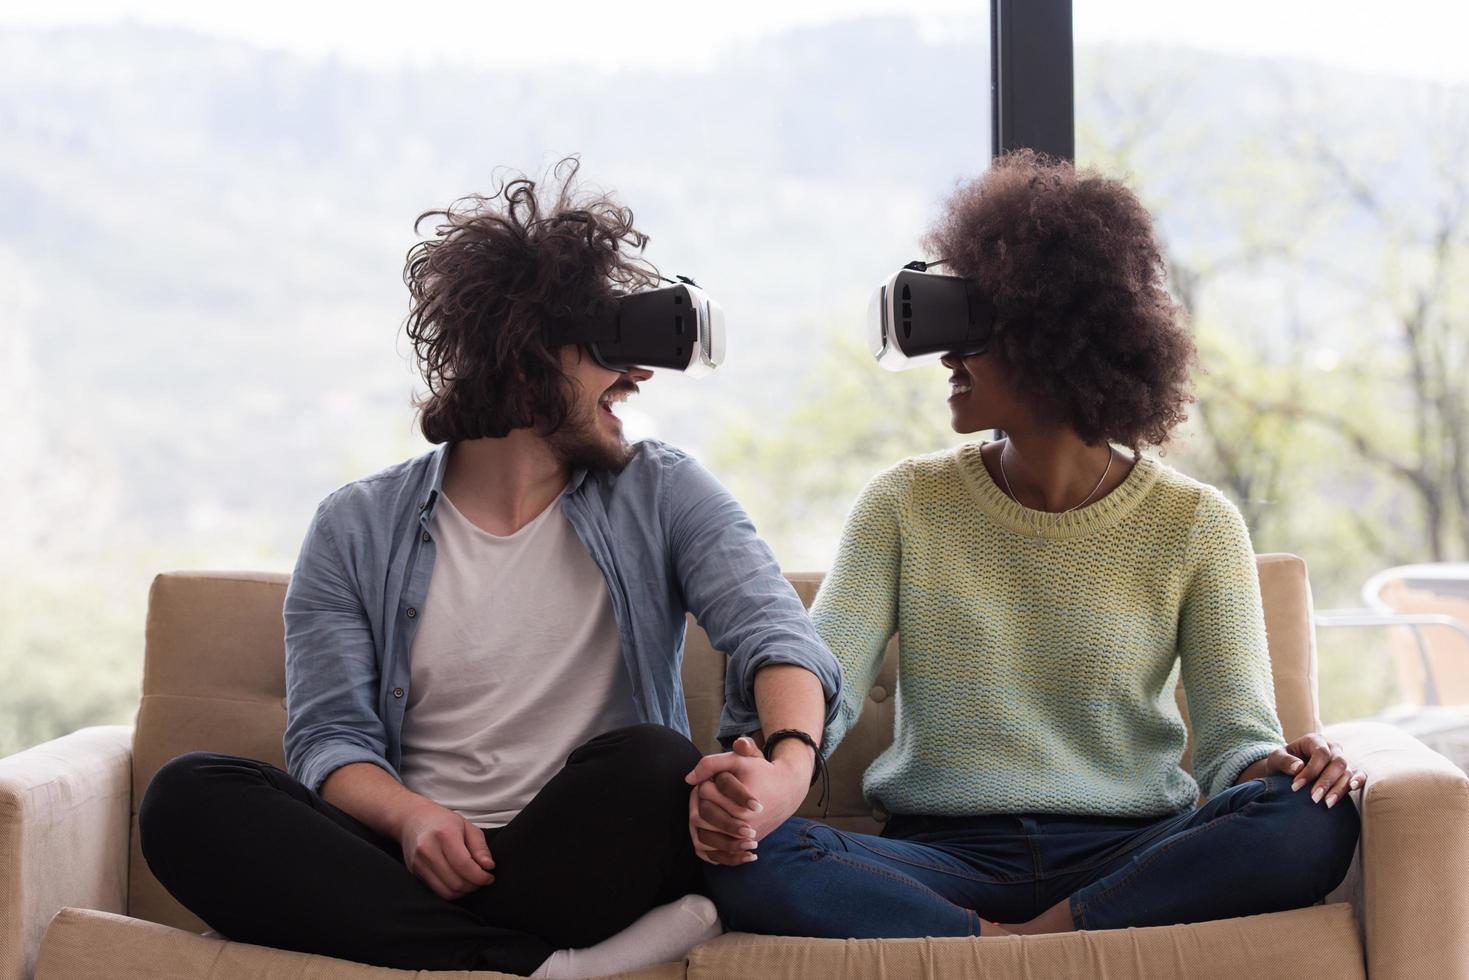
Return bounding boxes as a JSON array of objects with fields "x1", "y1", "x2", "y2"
[{"x1": 4, "y1": 1, "x2": 1464, "y2": 752}]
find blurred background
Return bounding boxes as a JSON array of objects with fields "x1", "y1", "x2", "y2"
[{"x1": 2, "y1": 1, "x2": 1466, "y2": 756}]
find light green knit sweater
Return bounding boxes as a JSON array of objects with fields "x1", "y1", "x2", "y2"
[{"x1": 814, "y1": 443, "x2": 1285, "y2": 819}]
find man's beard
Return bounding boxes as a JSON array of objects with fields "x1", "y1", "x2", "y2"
[{"x1": 545, "y1": 401, "x2": 635, "y2": 474}]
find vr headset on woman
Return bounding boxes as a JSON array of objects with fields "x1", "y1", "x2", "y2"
[
  {"x1": 867, "y1": 260, "x2": 995, "y2": 370},
  {"x1": 544, "y1": 277, "x2": 726, "y2": 376}
]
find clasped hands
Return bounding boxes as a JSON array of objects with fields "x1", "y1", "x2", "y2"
[{"x1": 684, "y1": 735, "x2": 815, "y2": 866}]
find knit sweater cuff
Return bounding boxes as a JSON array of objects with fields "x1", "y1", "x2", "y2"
[{"x1": 1208, "y1": 741, "x2": 1281, "y2": 797}]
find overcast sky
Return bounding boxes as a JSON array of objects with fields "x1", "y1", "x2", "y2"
[{"x1": 1, "y1": 0, "x2": 1465, "y2": 83}]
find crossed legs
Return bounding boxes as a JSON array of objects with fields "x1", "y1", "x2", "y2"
[
  {"x1": 139, "y1": 724, "x2": 703, "y2": 976},
  {"x1": 705, "y1": 775, "x2": 1359, "y2": 938}
]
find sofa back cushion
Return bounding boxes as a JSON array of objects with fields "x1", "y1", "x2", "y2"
[
  {"x1": 130, "y1": 572, "x2": 293, "y2": 931},
  {"x1": 128, "y1": 554, "x2": 1318, "y2": 929}
]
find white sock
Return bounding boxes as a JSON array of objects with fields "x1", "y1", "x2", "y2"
[{"x1": 531, "y1": 894, "x2": 723, "y2": 979}]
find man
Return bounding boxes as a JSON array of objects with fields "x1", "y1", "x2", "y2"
[{"x1": 138, "y1": 161, "x2": 840, "y2": 978}]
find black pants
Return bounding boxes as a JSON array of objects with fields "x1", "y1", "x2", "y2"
[{"x1": 139, "y1": 724, "x2": 704, "y2": 976}]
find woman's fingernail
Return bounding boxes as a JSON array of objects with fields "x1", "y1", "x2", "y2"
[
  {"x1": 1350, "y1": 778, "x2": 1361, "y2": 789},
  {"x1": 1290, "y1": 760, "x2": 1303, "y2": 773},
  {"x1": 1326, "y1": 794, "x2": 1338, "y2": 808},
  {"x1": 745, "y1": 854, "x2": 758, "y2": 862},
  {"x1": 750, "y1": 802, "x2": 764, "y2": 813},
  {"x1": 1311, "y1": 787, "x2": 1325, "y2": 803},
  {"x1": 741, "y1": 827, "x2": 756, "y2": 838},
  {"x1": 1291, "y1": 778, "x2": 1304, "y2": 792}
]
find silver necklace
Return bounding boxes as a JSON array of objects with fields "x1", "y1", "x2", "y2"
[{"x1": 998, "y1": 444, "x2": 1113, "y2": 542}]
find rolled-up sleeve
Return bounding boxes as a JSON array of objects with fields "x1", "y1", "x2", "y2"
[
  {"x1": 663, "y1": 455, "x2": 842, "y2": 750},
  {"x1": 283, "y1": 500, "x2": 401, "y2": 793}
]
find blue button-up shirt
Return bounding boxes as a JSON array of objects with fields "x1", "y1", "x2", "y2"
[{"x1": 282, "y1": 439, "x2": 842, "y2": 793}]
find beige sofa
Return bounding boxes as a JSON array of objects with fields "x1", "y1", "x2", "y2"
[{"x1": 3, "y1": 556, "x2": 1467, "y2": 979}]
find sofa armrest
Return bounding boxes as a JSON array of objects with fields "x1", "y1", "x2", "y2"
[
  {"x1": 0, "y1": 726, "x2": 133, "y2": 980},
  {"x1": 1325, "y1": 720, "x2": 1469, "y2": 980}
]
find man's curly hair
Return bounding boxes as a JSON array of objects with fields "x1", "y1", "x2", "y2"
[
  {"x1": 923, "y1": 149, "x2": 1196, "y2": 452},
  {"x1": 403, "y1": 158, "x2": 659, "y2": 444}
]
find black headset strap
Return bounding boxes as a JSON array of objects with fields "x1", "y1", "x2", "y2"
[{"x1": 543, "y1": 305, "x2": 620, "y2": 347}]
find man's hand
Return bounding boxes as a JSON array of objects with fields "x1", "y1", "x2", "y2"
[
  {"x1": 684, "y1": 735, "x2": 813, "y2": 866},
  {"x1": 396, "y1": 798, "x2": 496, "y2": 900}
]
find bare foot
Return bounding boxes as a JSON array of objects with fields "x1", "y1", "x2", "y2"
[
  {"x1": 978, "y1": 917, "x2": 1015, "y2": 936},
  {"x1": 998, "y1": 898, "x2": 1077, "y2": 936}
]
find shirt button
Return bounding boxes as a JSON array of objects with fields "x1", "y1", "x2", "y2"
[
  {"x1": 422, "y1": 531, "x2": 430, "y2": 543},
  {"x1": 406, "y1": 607, "x2": 418, "y2": 619},
  {"x1": 393, "y1": 688, "x2": 404, "y2": 698}
]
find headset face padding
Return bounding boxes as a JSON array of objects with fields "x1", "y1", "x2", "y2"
[{"x1": 868, "y1": 266, "x2": 994, "y2": 370}]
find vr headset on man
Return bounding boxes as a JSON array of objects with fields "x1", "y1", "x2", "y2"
[
  {"x1": 868, "y1": 260, "x2": 996, "y2": 370},
  {"x1": 544, "y1": 277, "x2": 726, "y2": 376}
]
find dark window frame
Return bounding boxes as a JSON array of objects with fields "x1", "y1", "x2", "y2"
[{"x1": 991, "y1": 0, "x2": 1074, "y2": 161}]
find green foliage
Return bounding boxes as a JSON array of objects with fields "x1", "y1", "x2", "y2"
[
  {"x1": 1168, "y1": 320, "x2": 1400, "y2": 604},
  {"x1": 1315, "y1": 626, "x2": 1401, "y2": 725},
  {"x1": 0, "y1": 572, "x2": 144, "y2": 757}
]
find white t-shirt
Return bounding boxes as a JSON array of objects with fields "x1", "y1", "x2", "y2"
[{"x1": 398, "y1": 490, "x2": 640, "y2": 828}]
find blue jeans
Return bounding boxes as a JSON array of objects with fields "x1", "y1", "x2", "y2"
[{"x1": 705, "y1": 775, "x2": 1359, "y2": 937}]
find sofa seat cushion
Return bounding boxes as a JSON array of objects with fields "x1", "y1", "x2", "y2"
[
  {"x1": 689, "y1": 904, "x2": 1363, "y2": 980},
  {"x1": 35, "y1": 908, "x2": 686, "y2": 980}
]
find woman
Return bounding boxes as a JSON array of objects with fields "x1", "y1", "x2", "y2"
[{"x1": 696, "y1": 150, "x2": 1361, "y2": 937}]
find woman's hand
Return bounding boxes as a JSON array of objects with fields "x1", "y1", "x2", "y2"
[
  {"x1": 1257, "y1": 733, "x2": 1363, "y2": 808},
  {"x1": 684, "y1": 736, "x2": 811, "y2": 865}
]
